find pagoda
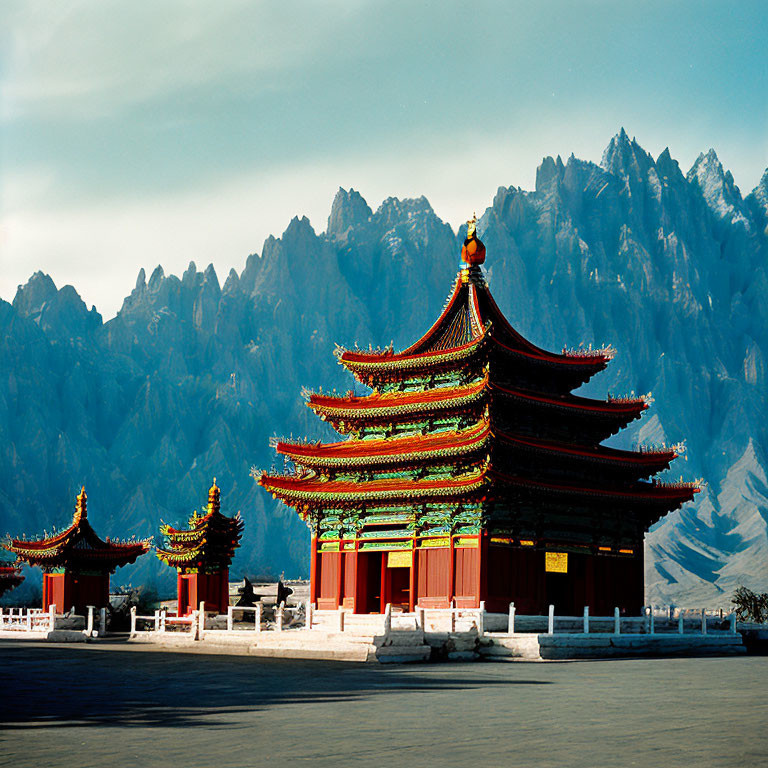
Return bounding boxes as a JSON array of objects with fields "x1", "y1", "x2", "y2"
[
  {"x1": 156, "y1": 480, "x2": 244, "y2": 615},
  {"x1": 5, "y1": 487, "x2": 151, "y2": 613},
  {"x1": 258, "y1": 218, "x2": 699, "y2": 615}
]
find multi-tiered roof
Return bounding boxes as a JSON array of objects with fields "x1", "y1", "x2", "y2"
[
  {"x1": 156, "y1": 480, "x2": 243, "y2": 572},
  {"x1": 5, "y1": 488, "x2": 151, "y2": 572},
  {"x1": 258, "y1": 218, "x2": 698, "y2": 554}
]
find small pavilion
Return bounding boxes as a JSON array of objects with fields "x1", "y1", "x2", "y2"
[
  {"x1": 156, "y1": 480, "x2": 244, "y2": 615},
  {"x1": 5, "y1": 487, "x2": 151, "y2": 613}
]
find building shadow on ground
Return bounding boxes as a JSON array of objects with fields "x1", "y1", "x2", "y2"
[{"x1": 0, "y1": 642, "x2": 552, "y2": 730}]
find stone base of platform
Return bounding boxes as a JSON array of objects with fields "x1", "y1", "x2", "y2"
[
  {"x1": 480, "y1": 632, "x2": 746, "y2": 660},
  {"x1": 0, "y1": 629, "x2": 89, "y2": 642}
]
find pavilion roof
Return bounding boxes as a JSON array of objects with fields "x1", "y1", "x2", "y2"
[
  {"x1": 335, "y1": 270, "x2": 612, "y2": 383},
  {"x1": 5, "y1": 488, "x2": 151, "y2": 570},
  {"x1": 495, "y1": 429, "x2": 677, "y2": 472},
  {"x1": 274, "y1": 419, "x2": 674, "y2": 477},
  {"x1": 491, "y1": 382, "x2": 649, "y2": 417},
  {"x1": 258, "y1": 466, "x2": 488, "y2": 506},
  {"x1": 490, "y1": 469, "x2": 699, "y2": 512},
  {"x1": 304, "y1": 373, "x2": 647, "y2": 435},
  {"x1": 156, "y1": 480, "x2": 243, "y2": 569},
  {"x1": 275, "y1": 420, "x2": 491, "y2": 468},
  {"x1": 306, "y1": 373, "x2": 489, "y2": 428}
]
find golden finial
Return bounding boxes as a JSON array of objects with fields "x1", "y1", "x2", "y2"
[
  {"x1": 466, "y1": 212, "x2": 477, "y2": 239},
  {"x1": 208, "y1": 478, "x2": 221, "y2": 514},
  {"x1": 461, "y1": 212, "x2": 485, "y2": 267},
  {"x1": 74, "y1": 486, "x2": 87, "y2": 523}
]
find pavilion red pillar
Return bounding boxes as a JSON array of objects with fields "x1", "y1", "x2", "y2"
[
  {"x1": 219, "y1": 568, "x2": 230, "y2": 614},
  {"x1": 309, "y1": 536, "x2": 318, "y2": 605},
  {"x1": 477, "y1": 530, "x2": 488, "y2": 608}
]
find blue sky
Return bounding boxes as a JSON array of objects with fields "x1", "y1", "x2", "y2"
[{"x1": 1, "y1": 0, "x2": 767, "y2": 317}]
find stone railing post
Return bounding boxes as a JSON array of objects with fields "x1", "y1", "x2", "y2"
[
  {"x1": 547, "y1": 604, "x2": 554, "y2": 635},
  {"x1": 227, "y1": 606, "x2": 234, "y2": 632},
  {"x1": 130, "y1": 605, "x2": 137, "y2": 637},
  {"x1": 26, "y1": 610, "x2": 32, "y2": 632},
  {"x1": 614, "y1": 607, "x2": 620, "y2": 635},
  {"x1": 306, "y1": 601, "x2": 313, "y2": 631},
  {"x1": 255, "y1": 602, "x2": 262, "y2": 633},
  {"x1": 701, "y1": 608, "x2": 707, "y2": 635},
  {"x1": 418, "y1": 606, "x2": 426, "y2": 632},
  {"x1": 99, "y1": 607, "x2": 107, "y2": 636},
  {"x1": 450, "y1": 600, "x2": 456, "y2": 633},
  {"x1": 583, "y1": 606, "x2": 589, "y2": 634},
  {"x1": 49, "y1": 604, "x2": 56, "y2": 632},
  {"x1": 730, "y1": 612, "x2": 737, "y2": 634},
  {"x1": 276, "y1": 601, "x2": 284, "y2": 632},
  {"x1": 478, "y1": 601, "x2": 485, "y2": 637},
  {"x1": 649, "y1": 606, "x2": 655, "y2": 635},
  {"x1": 198, "y1": 601, "x2": 205, "y2": 639},
  {"x1": 86, "y1": 606, "x2": 94, "y2": 637},
  {"x1": 337, "y1": 606, "x2": 344, "y2": 632},
  {"x1": 154, "y1": 609, "x2": 160, "y2": 632},
  {"x1": 508, "y1": 602, "x2": 516, "y2": 635},
  {"x1": 679, "y1": 613, "x2": 684, "y2": 634},
  {"x1": 384, "y1": 603, "x2": 392, "y2": 636}
]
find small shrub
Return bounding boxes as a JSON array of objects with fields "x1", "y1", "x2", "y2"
[{"x1": 732, "y1": 585, "x2": 768, "y2": 623}]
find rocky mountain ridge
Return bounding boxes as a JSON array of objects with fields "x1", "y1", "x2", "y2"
[{"x1": 2, "y1": 130, "x2": 767, "y2": 607}]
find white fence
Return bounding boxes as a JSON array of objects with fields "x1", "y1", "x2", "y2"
[
  {"x1": 129, "y1": 605, "x2": 198, "y2": 639},
  {"x1": 502, "y1": 604, "x2": 738, "y2": 637},
  {"x1": 129, "y1": 601, "x2": 305, "y2": 640},
  {"x1": 302, "y1": 602, "x2": 739, "y2": 638},
  {"x1": 0, "y1": 605, "x2": 107, "y2": 636},
  {"x1": 0, "y1": 606, "x2": 55, "y2": 633}
]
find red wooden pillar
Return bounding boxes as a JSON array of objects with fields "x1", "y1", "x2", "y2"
[
  {"x1": 409, "y1": 542, "x2": 418, "y2": 612},
  {"x1": 176, "y1": 573, "x2": 183, "y2": 614},
  {"x1": 62, "y1": 573, "x2": 73, "y2": 614},
  {"x1": 309, "y1": 535, "x2": 318, "y2": 605},
  {"x1": 449, "y1": 534, "x2": 456, "y2": 607},
  {"x1": 380, "y1": 554, "x2": 388, "y2": 613},
  {"x1": 343, "y1": 549, "x2": 358, "y2": 611},
  {"x1": 42, "y1": 574, "x2": 49, "y2": 611},
  {"x1": 336, "y1": 549, "x2": 344, "y2": 609},
  {"x1": 477, "y1": 530, "x2": 488, "y2": 608},
  {"x1": 220, "y1": 567, "x2": 230, "y2": 614}
]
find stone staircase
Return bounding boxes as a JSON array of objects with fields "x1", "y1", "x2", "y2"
[
  {"x1": 478, "y1": 633, "x2": 543, "y2": 660},
  {"x1": 246, "y1": 628, "x2": 432, "y2": 663}
]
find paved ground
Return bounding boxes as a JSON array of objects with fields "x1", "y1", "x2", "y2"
[{"x1": 0, "y1": 641, "x2": 765, "y2": 768}]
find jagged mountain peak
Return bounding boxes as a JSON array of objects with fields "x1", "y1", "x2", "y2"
[
  {"x1": 535, "y1": 155, "x2": 565, "y2": 192},
  {"x1": 135, "y1": 268, "x2": 147, "y2": 291},
  {"x1": 327, "y1": 187, "x2": 373, "y2": 236},
  {"x1": 148, "y1": 265, "x2": 165, "y2": 291},
  {"x1": 655, "y1": 147, "x2": 686, "y2": 184},
  {"x1": 282, "y1": 215, "x2": 317, "y2": 241},
  {"x1": 222, "y1": 268, "x2": 240, "y2": 295},
  {"x1": 746, "y1": 168, "x2": 768, "y2": 224},
  {"x1": 601, "y1": 128, "x2": 654, "y2": 181},
  {"x1": 376, "y1": 195, "x2": 434, "y2": 220},
  {"x1": 13, "y1": 272, "x2": 101, "y2": 336},
  {"x1": 182, "y1": 261, "x2": 198, "y2": 285},
  {"x1": 687, "y1": 149, "x2": 747, "y2": 225},
  {"x1": 12, "y1": 271, "x2": 58, "y2": 317},
  {"x1": 203, "y1": 263, "x2": 219, "y2": 284}
]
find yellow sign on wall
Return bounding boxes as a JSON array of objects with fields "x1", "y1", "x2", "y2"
[
  {"x1": 387, "y1": 550, "x2": 413, "y2": 568},
  {"x1": 545, "y1": 552, "x2": 568, "y2": 573}
]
